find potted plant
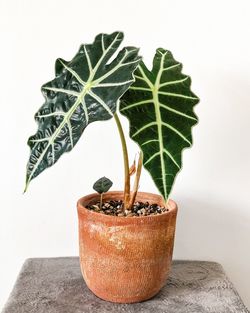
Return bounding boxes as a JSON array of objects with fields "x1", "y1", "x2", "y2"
[{"x1": 25, "y1": 31, "x2": 199, "y2": 303}]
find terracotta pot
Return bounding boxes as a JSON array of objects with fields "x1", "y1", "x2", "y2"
[{"x1": 77, "y1": 191, "x2": 178, "y2": 303}]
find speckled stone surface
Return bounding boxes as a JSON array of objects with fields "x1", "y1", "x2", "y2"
[{"x1": 2, "y1": 257, "x2": 249, "y2": 313}]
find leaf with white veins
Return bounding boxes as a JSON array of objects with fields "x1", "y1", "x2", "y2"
[
  {"x1": 25, "y1": 32, "x2": 141, "y2": 191},
  {"x1": 120, "y1": 48, "x2": 199, "y2": 201}
]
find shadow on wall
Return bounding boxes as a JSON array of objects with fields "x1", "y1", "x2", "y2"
[{"x1": 174, "y1": 195, "x2": 250, "y2": 309}]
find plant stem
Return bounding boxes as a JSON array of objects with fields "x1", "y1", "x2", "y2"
[
  {"x1": 114, "y1": 112, "x2": 130, "y2": 210},
  {"x1": 129, "y1": 151, "x2": 143, "y2": 209},
  {"x1": 100, "y1": 193, "x2": 103, "y2": 209}
]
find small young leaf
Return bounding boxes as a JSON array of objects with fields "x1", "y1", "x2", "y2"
[{"x1": 93, "y1": 177, "x2": 113, "y2": 194}]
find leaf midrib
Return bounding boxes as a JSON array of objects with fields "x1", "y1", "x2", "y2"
[
  {"x1": 137, "y1": 54, "x2": 174, "y2": 200},
  {"x1": 152, "y1": 53, "x2": 168, "y2": 200}
]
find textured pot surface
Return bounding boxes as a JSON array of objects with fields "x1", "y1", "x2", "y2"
[{"x1": 77, "y1": 191, "x2": 178, "y2": 303}]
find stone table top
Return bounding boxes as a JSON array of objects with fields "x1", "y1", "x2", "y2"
[{"x1": 2, "y1": 257, "x2": 249, "y2": 313}]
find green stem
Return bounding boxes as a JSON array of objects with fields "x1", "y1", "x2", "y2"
[
  {"x1": 100, "y1": 193, "x2": 103, "y2": 209},
  {"x1": 114, "y1": 112, "x2": 130, "y2": 210}
]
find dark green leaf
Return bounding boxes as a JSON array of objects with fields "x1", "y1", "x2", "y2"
[
  {"x1": 93, "y1": 176, "x2": 113, "y2": 194},
  {"x1": 25, "y1": 32, "x2": 141, "y2": 191},
  {"x1": 120, "y1": 48, "x2": 199, "y2": 201}
]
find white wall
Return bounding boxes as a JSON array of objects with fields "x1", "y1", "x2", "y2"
[{"x1": 1, "y1": 0, "x2": 250, "y2": 309}]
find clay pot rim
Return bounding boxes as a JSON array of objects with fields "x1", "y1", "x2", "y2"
[{"x1": 77, "y1": 190, "x2": 177, "y2": 221}]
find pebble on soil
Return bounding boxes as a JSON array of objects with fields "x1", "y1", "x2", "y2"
[{"x1": 86, "y1": 200, "x2": 169, "y2": 217}]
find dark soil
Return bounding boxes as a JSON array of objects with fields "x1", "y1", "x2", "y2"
[{"x1": 86, "y1": 200, "x2": 168, "y2": 217}]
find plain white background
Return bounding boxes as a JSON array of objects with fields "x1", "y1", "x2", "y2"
[{"x1": 0, "y1": 0, "x2": 250, "y2": 309}]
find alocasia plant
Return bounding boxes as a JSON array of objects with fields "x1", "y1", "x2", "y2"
[{"x1": 25, "y1": 32, "x2": 199, "y2": 210}]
